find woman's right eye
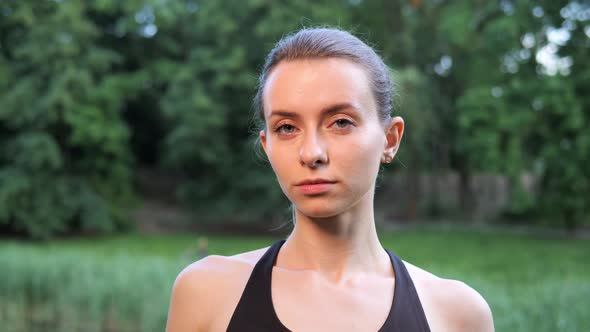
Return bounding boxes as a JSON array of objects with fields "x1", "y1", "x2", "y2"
[{"x1": 275, "y1": 124, "x2": 296, "y2": 134}]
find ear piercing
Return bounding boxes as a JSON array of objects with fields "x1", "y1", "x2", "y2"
[{"x1": 382, "y1": 155, "x2": 393, "y2": 163}]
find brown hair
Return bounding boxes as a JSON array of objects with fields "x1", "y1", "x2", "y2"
[{"x1": 253, "y1": 27, "x2": 394, "y2": 130}]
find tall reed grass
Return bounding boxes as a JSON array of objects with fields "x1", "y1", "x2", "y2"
[{"x1": 0, "y1": 244, "x2": 186, "y2": 331}]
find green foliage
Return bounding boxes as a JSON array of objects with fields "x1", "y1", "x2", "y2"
[
  {"x1": 528, "y1": 77, "x2": 590, "y2": 229},
  {"x1": 0, "y1": 1, "x2": 134, "y2": 238},
  {"x1": 368, "y1": 0, "x2": 590, "y2": 228},
  {"x1": 1, "y1": 0, "x2": 590, "y2": 235},
  {"x1": 394, "y1": 67, "x2": 436, "y2": 167},
  {"x1": 454, "y1": 1, "x2": 590, "y2": 228}
]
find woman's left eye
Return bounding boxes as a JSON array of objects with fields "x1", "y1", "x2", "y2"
[{"x1": 333, "y1": 119, "x2": 353, "y2": 128}]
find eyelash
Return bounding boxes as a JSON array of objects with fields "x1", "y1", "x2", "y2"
[
  {"x1": 333, "y1": 119, "x2": 354, "y2": 128},
  {"x1": 274, "y1": 119, "x2": 354, "y2": 135},
  {"x1": 274, "y1": 124, "x2": 297, "y2": 135}
]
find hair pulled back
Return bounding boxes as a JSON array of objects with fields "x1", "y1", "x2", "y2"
[{"x1": 253, "y1": 27, "x2": 394, "y2": 130}]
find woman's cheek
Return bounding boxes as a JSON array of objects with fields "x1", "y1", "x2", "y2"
[
  {"x1": 341, "y1": 139, "x2": 381, "y2": 183},
  {"x1": 269, "y1": 148, "x2": 294, "y2": 185}
]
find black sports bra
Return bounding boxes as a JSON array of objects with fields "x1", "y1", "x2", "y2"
[{"x1": 226, "y1": 239, "x2": 431, "y2": 331}]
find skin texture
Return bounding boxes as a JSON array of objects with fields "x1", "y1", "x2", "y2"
[{"x1": 165, "y1": 58, "x2": 495, "y2": 332}]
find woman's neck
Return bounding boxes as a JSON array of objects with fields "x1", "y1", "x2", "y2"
[{"x1": 277, "y1": 193, "x2": 391, "y2": 285}]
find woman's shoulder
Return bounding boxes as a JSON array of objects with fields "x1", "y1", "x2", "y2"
[
  {"x1": 176, "y1": 244, "x2": 271, "y2": 282},
  {"x1": 403, "y1": 260, "x2": 495, "y2": 332},
  {"x1": 166, "y1": 246, "x2": 271, "y2": 332},
  {"x1": 173, "y1": 245, "x2": 272, "y2": 300},
  {"x1": 185, "y1": 246, "x2": 269, "y2": 274}
]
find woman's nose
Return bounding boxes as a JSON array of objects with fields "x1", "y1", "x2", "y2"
[{"x1": 299, "y1": 131, "x2": 328, "y2": 168}]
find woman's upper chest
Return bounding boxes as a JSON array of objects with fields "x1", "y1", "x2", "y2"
[{"x1": 270, "y1": 268, "x2": 396, "y2": 331}]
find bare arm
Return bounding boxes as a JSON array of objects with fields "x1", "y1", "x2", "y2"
[
  {"x1": 457, "y1": 284, "x2": 494, "y2": 332},
  {"x1": 405, "y1": 261, "x2": 494, "y2": 332},
  {"x1": 437, "y1": 279, "x2": 495, "y2": 332},
  {"x1": 165, "y1": 258, "x2": 217, "y2": 332}
]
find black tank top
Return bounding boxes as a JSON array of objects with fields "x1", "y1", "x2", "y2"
[{"x1": 226, "y1": 239, "x2": 431, "y2": 331}]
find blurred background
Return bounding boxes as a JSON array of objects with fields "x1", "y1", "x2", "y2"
[{"x1": 0, "y1": 0, "x2": 588, "y2": 331}]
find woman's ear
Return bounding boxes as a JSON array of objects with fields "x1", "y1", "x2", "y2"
[
  {"x1": 383, "y1": 116, "x2": 404, "y2": 159},
  {"x1": 259, "y1": 129, "x2": 268, "y2": 156}
]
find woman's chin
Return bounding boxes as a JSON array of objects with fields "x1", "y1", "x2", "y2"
[{"x1": 294, "y1": 201, "x2": 348, "y2": 219}]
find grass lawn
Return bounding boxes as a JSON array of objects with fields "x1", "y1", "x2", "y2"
[{"x1": 1, "y1": 228, "x2": 588, "y2": 331}]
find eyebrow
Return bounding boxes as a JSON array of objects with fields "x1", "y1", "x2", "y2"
[{"x1": 269, "y1": 103, "x2": 360, "y2": 119}]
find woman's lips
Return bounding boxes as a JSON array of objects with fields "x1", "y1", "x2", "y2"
[{"x1": 296, "y1": 182, "x2": 335, "y2": 195}]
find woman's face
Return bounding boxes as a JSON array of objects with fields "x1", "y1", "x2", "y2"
[{"x1": 260, "y1": 58, "x2": 403, "y2": 218}]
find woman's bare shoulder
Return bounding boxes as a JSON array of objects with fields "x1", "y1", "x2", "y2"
[
  {"x1": 403, "y1": 261, "x2": 495, "y2": 332},
  {"x1": 176, "y1": 245, "x2": 270, "y2": 286},
  {"x1": 166, "y1": 246, "x2": 271, "y2": 332},
  {"x1": 186, "y1": 247, "x2": 267, "y2": 273}
]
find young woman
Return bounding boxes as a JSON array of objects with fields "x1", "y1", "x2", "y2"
[{"x1": 166, "y1": 27, "x2": 494, "y2": 332}]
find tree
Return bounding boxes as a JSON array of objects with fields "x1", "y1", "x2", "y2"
[{"x1": 0, "y1": 1, "x2": 134, "y2": 238}]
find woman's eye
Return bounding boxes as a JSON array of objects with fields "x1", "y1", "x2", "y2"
[
  {"x1": 334, "y1": 119, "x2": 353, "y2": 128},
  {"x1": 276, "y1": 124, "x2": 296, "y2": 134}
]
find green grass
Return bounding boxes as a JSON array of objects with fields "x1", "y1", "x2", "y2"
[{"x1": 1, "y1": 229, "x2": 589, "y2": 331}]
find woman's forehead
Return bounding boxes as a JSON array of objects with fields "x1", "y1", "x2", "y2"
[{"x1": 263, "y1": 58, "x2": 376, "y2": 119}]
